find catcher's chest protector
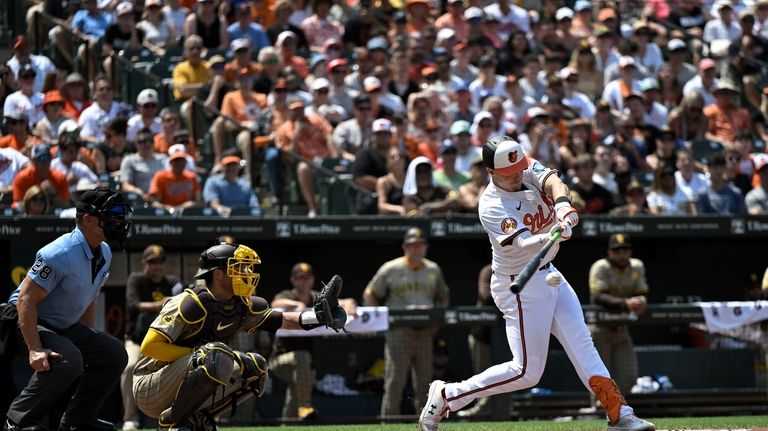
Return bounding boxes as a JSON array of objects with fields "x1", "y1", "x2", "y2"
[{"x1": 178, "y1": 286, "x2": 249, "y2": 347}]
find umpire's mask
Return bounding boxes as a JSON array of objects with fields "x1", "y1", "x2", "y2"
[
  {"x1": 76, "y1": 187, "x2": 133, "y2": 250},
  {"x1": 195, "y1": 244, "x2": 261, "y2": 297}
]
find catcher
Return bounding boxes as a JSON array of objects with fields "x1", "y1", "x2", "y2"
[{"x1": 132, "y1": 243, "x2": 346, "y2": 431}]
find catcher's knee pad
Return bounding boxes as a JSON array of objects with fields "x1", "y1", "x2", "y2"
[
  {"x1": 236, "y1": 351, "x2": 268, "y2": 397},
  {"x1": 589, "y1": 376, "x2": 627, "y2": 425},
  {"x1": 194, "y1": 342, "x2": 236, "y2": 385}
]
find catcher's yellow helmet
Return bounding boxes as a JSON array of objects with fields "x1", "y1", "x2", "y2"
[{"x1": 194, "y1": 243, "x2": 261, "y2": 297}]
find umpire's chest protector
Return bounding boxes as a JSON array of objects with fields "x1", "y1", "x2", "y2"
[{"x1": 176, "y1": 286, "x2": 250, "y2": 347}]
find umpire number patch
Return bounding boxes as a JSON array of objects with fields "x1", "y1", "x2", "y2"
[{"x1": 31, "y1": 259, "x2": 54, "y2": 280}]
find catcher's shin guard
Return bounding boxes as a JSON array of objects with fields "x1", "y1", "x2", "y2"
[
  {"x1": 206, "y1": 351, "x2": 269, "y2": 418},
  {"x1": 589, "y1": 376, "x2": 627, "y2": 425},
  {"x1": 159, "y1": 343, "x2": 237, "y2": 428}
]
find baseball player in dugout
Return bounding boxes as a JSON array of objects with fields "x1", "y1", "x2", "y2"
[
  {"x1": 121, "y1": 245, "x2": 183, "y2": 431},
  {"x1": 589, "y1": 234, "x2": 649, "y2": 395},
  {"x1": 132, "y1": 243, "x2": 348, "y2": 431},
  {"x1": 363, "y1": 228, "x2": 450, "y2": 418},
  {"x1": 269, "y1": 262, "x2": 357, "y2": 421},
  {"x1": 5, "y1": 187, "x2": 133, "y2": 431},
  {"x1": 418, "y1": 136, "x2": 655, "y2": 431}
]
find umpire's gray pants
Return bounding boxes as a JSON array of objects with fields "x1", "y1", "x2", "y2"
[
  {"x1": 269, "y1": 350, "x2": 314, "y2": 419},
  {"x1": 380, "y1": 328, "x2": 433, "y2": 417},
  {"x1": 7, "y1": 323, "x2": 128, "y2": 428}
]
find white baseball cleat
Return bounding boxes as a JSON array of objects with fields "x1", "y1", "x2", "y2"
[
  {"x1": 608, "y1": 414, "x2": 656, "y2": 431},
  {"x1": 418, "y1": 380, "x2": 449, "y2": 431}
]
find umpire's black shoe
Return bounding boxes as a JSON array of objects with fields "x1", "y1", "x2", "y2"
[
  {"x1": 60, "y1": 419, "x2": 117, "y2": 431},
  {"x1": 5, "y1": 419, "x2": 46, "y2": 431}
]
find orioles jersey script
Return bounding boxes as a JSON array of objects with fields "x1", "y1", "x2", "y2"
[
  {"x1": 479, "y1": 159, "x2": 560, "y2": 276},
  {"x1": 134, "y1": 284, "x2": 283, "y2": 375}
]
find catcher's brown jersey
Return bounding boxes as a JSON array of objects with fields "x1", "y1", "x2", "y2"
[{"x1": 134, "y1": 284, "x2": 283, "y2": 375}]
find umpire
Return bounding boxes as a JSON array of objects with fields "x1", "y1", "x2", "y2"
[{"x1": 5, "y1": 187, "x2": 132, "y2": 431}]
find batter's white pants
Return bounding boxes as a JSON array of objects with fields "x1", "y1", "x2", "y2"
[{"x1": 443, "y1": 264, "x2": 615, "y2": 412}]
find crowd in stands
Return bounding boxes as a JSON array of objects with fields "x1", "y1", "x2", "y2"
[{"x1": 3, "y1": 0, "x2": 768, "y2": 217}]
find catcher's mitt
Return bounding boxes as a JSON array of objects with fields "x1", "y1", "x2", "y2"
[{"x1": 313, "y1": 275, "x2": 347, "y2": 332}]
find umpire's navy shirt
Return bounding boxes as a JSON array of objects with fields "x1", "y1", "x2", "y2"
[{"x1": 9, "y1": 227, "x2": 112, "y2": 329}]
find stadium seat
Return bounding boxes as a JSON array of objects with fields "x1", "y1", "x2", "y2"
[
  {"x1": 132, "y1": 206, "x2": 171, "y2": 217},
  {"x1": 316, "y1": 158, "x2": 354, "y2": 215},
  {"x1": 178, "y1": 206, "x2": 216, "y2": 217}
]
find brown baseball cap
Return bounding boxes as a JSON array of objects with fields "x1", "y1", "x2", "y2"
[
  {"x1": 608, "y1": 234, "x2": 632, "y2": 250},
  {"x1": 403, "y1": 227, "x2": 427, "y2": 245},
  {"x1": 143, "y1": 244, "x2": 167, "y2": 262},
  {"x1": 291, "y1": 262, "x2": 314, "y2": 277}
]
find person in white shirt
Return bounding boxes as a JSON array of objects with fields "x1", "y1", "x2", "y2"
[
  {"x1": 704, "y1": 1, "x2": 742, "y2": 43},
  {"x1": 51, "y1": 133, "x2": 98, "y2": 194},
  {"x1": 6, "y1": 36, "x2": 55, "y2": 94},
  {"x1": 755, "y1": 0, "x2": 768, "y2": 38},
  {"x1": 682, "y1": 58, "x2": 719, "y2": 106},
  {"x1": 469, "y1": 55, "x2": 508, "y2": 107},
  {"x1": 0, "y1": 147, "x2": 29, "y2": 191},
  {"x1": 637, "y1": 78, "x2": 669, "y2": 130},
  {"x1": 448, "y1": 121, "x2": 482, "y2": 173},
  {"x1": 559, "y1": 67, "x2": 596, "y2": 120},
  {"x1": 602, "y1": 56, "x2": 642, "y2": 112},
  {"x1": 163, "y1": 0, "x2": 188, "y2": 40},
  {"x1": 631, "y1": 21, "x2": 663, "y2": 74},
  {"x1": 482, "y1": 0, "x2": 529, "y2": 41},
  {"x1": 3, "y1": 65, "x2": 44, "y2": 129},
  {"x1": 127, "y1": 89, "x2": 162, "y2": 141},
  {"x1": 79, "y1": 76, "x2": 127, "y2": 144},
  {"x1": 675, "y1": 149, "x2": 710, "y2": 198},
  {"x1": 647, "y1": 163, "x2": 698, "y2": 215}
]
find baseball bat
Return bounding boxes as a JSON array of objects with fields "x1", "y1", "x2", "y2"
[{"x1": 509, "y1": 231, "x2": 561, "y2": 294}]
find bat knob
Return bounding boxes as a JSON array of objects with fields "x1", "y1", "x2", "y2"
[{"x1": 510, "y1": 283, "x2": 522, "y2": 293}]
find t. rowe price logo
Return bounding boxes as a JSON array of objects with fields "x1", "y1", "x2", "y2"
[
  {"x1": 0, "y1": 224, "x2": 21, "y2": 236},
  {"x1": 133, "y1": 224, "x2": 183, "y2": 235}
]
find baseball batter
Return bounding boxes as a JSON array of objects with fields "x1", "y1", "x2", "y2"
[
  {"x1": 132, "y1": 243, "x2": 347, "y2": 431},
  {"x1": 419, "y1": 136, "x2": 655, "y2": 431}
]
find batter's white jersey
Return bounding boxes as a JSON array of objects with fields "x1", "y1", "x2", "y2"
[{"x1": 478, "y1": 159, "x2": 560, "y2": 276}]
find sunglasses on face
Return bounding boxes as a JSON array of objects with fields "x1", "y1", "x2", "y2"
[
  {"x1": 30, "y1": 195, "x2": 47, "y2": 203},
  {"x1": 263, "y1": 58, "x2": 279, "y2": 65},
  {"x1": 315, "y1": 88, "x2": 329, "y2": 94},
  {"x1": 97, "y1": 86, "x2": 112, "y2": 92},
  {"x1": 163, "y1": 117, "x2": 178, "y2": 123},
  {"x1": 332, "y1": 69, "x2": 348, "y2": 75},
  {"x1": 479, "y1": 122, "x2": 492, "y2": 128},
  {"x1": 137, "y1": 138, "x2": 153, "y2": 145},
  {"x1": 142, "y1": 103, "x2": 157, "y2": 108}
]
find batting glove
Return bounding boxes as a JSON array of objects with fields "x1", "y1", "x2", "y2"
[
  {"x1": 555, "y1": 201, "x2": 579, "y2": 228},
  {"x1": 549, "y1": 222, "x2": 572, "y2": 242}
]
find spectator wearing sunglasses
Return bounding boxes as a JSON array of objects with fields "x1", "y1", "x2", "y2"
[
  {"x1": 127, "y1": 89, "x2": 162, "y2": 142},
  {"x1": 13, "y1": 143, "x2": 70, "y2": 210},
  {"x1": 0, "y1": 112, "x2": 41, "y2": 155},
  {"x1": 22, "y1": 185, "x2": 50, "y2": 216},
  {"x1": 3, "y1": 65, "x2": 44, "y2": 130},
  {"x1": 121, "y1": 128, "x2": 168, "y2": 202}
]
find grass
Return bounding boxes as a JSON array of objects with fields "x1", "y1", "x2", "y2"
[{"x1": 234, "y1": 415, "x2": 768, "y2": 430}]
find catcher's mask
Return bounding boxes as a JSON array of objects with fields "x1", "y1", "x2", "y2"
[
  {"x1": 76, "y1": 187, "x2": 133, "y2": 250},
  {"x1": 194, "y1": 244, "x2": 261, "y2": 297}
]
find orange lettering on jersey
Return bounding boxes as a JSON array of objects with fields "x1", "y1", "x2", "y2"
[
  {"x1": 501, "y1": 218, "x2": 517, "y2": 233},
  {"x1": 522, "y1": 203, "x2": 554, "y2": 234}
]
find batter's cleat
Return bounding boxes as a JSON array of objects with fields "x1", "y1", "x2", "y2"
[
  {"x1": 418, "y1": 380, "x2": 449, "y2": 431},
  {"x1": 608, "y1": 414, "x2": 656, "y2": 431},
  {"x1": 121, "y1": 421, "x2": 138, "y2": 431},
  {"x1": 297, "y1": 407, "x2": 318, "y2": 422},
  {"x1": 5, "y1": 419, "x2": 45, "y2": 431}
]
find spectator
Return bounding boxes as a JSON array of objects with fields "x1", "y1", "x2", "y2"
[
  {"x1": 267, "y1": 0, "x2": 310, "y2": 51},
  {"x1": 6, "y1": 36, "x2": 55, "y2": 94},
  {"x1": 307, "y1": 78, "x2": 345, "y2": 120},
  {"x1": 0, "y1": 112, "x2": 40, "y2": 154},
  {"x1": 3, "y1": 65, "x2": 44, "y2": 129},
  {"x1": 447, "y1": 82, "x2": 476, "y2": 124},
  {"x1": 154, "y1": 108, "x2": 183, "y2": 154},
  {"x1": 433, "y1": 141, "x2": 470, "y2": 190},
  {"x1": 60, "y1": 73, "x2": 91, "y2": 121},
  {"x1": 13, "y1": 144, "x2": 70, "y2": 209},
  {"x1": 610, "y1": 179, "x2": 649, "y2": 216},
  {"x1": 164, "y1": 143, "x2": 197, "y2": 174},
  {"x1": 299, "y1": 0, "x2": 342, "y2": 50},
  {"x1": 273, "y1": 98, "x2": 338, "y2": 217},
  {"x1": 202, "y1": 153, "x2": 261, "y2": 217},
  {"x1": 631, "y1": 20, "x2": 663, "y2": 75},
  {"x1": 0, "y1": 146, "x2": 29, "y2": 192},
  {"x1": 448, "y1": 120, "x2": 482, "y2": 173},
  {"x1": 704, "y1": 80, "x2": 751, "y2": 145},
  {"x1": 52, "y1": 131, "x2": 98, "y2": 195},
  {"x1": 22, "y1": 185, "x2": 50, "y2": 216},
  {"x1": 225, "y1": 38, "x2": 261, "y2": 85},
  {"x1": 704, "y1": 1, "x2": 742, "y2": 44},
  {"x1": 163, "y1": 0, "x2": 188, "y2": 40},
  {"x1": 646, "y1": 127, "x2": 679, "y2": 171},
  {"x1": 172, "y1": 35, "x2": 211, "y2": 103},
  {"x1": 120, "y1": 245, "x2": 181, "y2": 431},
  {"x1": 269, "y1": 262, "x2": 357, "y2": 420},
  {"x1": 593, "y1": 144, "x2": 619, "y2": 196},
  {"x1": 666, "y1": 39, "x2": 697, "y2": 86},
  {"x1": 103, "y1": 3, "x2": 145, "y2": 74},
  {"x1": 667, "y1": 91, "x2": 708, "y2": 142},
  {"x1": 657, "y1": 63, "x2": 684, "y2": 110},
  {"x1": 589, "y1": 234, "x2": 649, "y2": 394},
  {"x1": 183, "y1": 0, "x2": 228, "y2": 50},
  {"x1": 127, "y1": 89, "x2": 162, "y2": 142},
  {"x1": 94, "y1": 118, "x2": 135, "y2": 175},
  {"x1": 570, "y1": 154, "x2": 614, "y2": 214},
  {"x1": 435, "y1": 0, "x2": 468, "y2": 43},
  {"x1": 683, "y1": 58, "x2": 719, "y2": 107},
  {"x1": 559, "y1": 67, "x2": 597, "y2": 120},
  {"x1": 402, "y1": 156, "x2": 460, "y2": 216},
  {"x1": 138, "y1": 0, "x2": 177, "y2": 56},
  {"x1": 647, "y1": 162, "x2": 697, "y2": 215},
  {"x1": 390, "y1": 49, "x2": 421, "y2": 107},
  {"x1": 352, "y1": 118, "x2": 392, "y2": 214},
  {"x1": 724, "y1": 148, "x2": 753, "y2": 196},
  {"x1": 469, "y1": 55, "x2": 506, "y2": 105},
  {"x1": 253, "y1": 47, "x2": 281, "y2": 94},
  {"x1": 376, "y1": 147, "x2": 407, "y2": 215},
  {"x1": 699, "y1": 152, "x2": 747, "y2": 215},
  {"x1": 457, "y1": 157, "x2": 488, "y2": 212},
  {"x1": 0, "y1": 64, "x2": 18, "y2": 109},
  {"x1": 65, "y1": 0, "x2": 112, "y2": 73},
  {"x1": 275, "y1": 31, "x2": 308, "y2": 78},
  {"x1": 121, "y1": 128, "x2": 167, "y2": 202},
  {"x1": 518, "y1": 107, "x2": 560, "y2": 169},
  {"x1": 227, "y1": 3, "x2": 270, "y2": 55},
  {"x1": 746, "y1": 154, "x2": 768, "y2": 214},
  {"x1": 79, "y1": 76, "x2": 126, "y2": 145},
  {"x1": 675, "y1": 149, "x2": 710, "y2": 198},
  {"x1": 363, "y1": 227, "x2": 450, "y2": 417},
  {"x1": 197, "y1": 55, "x2": 233, "y2": 119},
  {"x1": 148, "y1": 151, "x2": 201, "y2": 213},
  {"x1": 602, "y1": 56, "x2": 642, "y2": 112},
  {"x1": 34, "y1": 91, "x2": 69, "y2": 145},
  {"x1": 5, "y1": 188, "x2": 129, "y2": 431}
]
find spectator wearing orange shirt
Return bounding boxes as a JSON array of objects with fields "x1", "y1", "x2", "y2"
[
  {"x1": 276, "y1": 31, "x2": 308, "y2": 78},
  {"x1": 435, "y1": 0, "x2": 468, "y2": 43},
  {"x1": 224, "y1": 38, "x2": 262, "y2": 85},
  {"x1": 0, "y1": 112, "x2": 40, "y2": 155},
  {"x1": 148, "y1": 151, "x2": 201, "y2": 213},
  {"x1": 13, "y1": 143, "x2": 70, "y2": 209},
  {"x1": 704, "y1": 80, "x2": 751, "y2": 146},
  {"x1": 273, "y1": 98, "x2": 338, "y2": 217}
]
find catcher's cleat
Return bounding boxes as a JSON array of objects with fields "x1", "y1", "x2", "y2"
[
  {"x1": 59, "y1": 419, "x2": 117, "y2": 431},
  {"x1": 297, "y1": 407, "x2": 318, "y2": 422},
  {"x1": 607, "y1": 414, "x2": 656, "y2": 431},
  {"x1": 418, "y1": 380, "x2": 449, "y2": 431}
]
